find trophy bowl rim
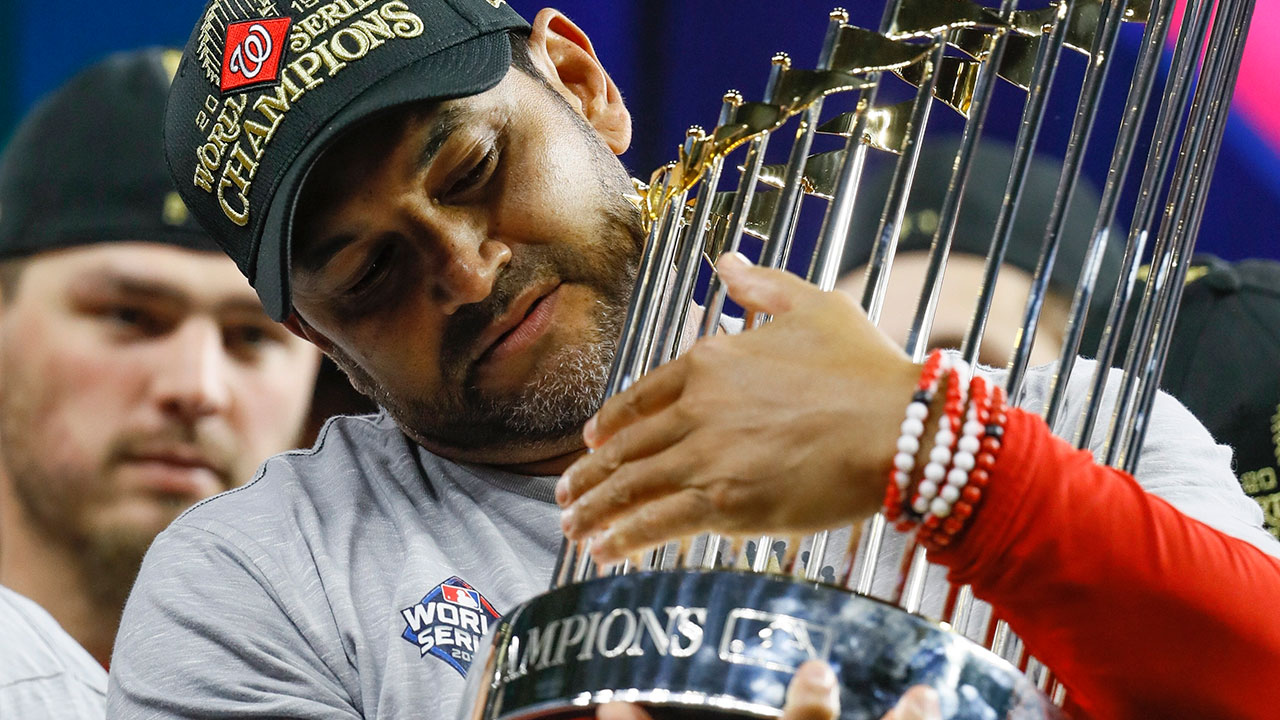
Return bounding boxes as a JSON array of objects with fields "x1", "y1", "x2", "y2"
[{"x1": 468, "y1": 568, "x2": 1059, "y2": 720}]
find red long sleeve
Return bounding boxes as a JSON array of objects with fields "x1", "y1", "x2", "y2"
[{"x1": 929, "y1": 408, "x2": 1280, "y2": 719}]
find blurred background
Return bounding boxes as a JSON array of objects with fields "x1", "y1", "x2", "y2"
[{"x1": 2, "y1": 0, "x2": 1277, "y2": 261}]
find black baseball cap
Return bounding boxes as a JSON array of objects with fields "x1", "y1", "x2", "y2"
[
  {"x1": 1157, "y1": 255, "x2": 1280, "y2": 535},
  {"x1": 164, "y1": 0, "x2": 530, "y2": 320},
  {"x1": 0, "y1": 48, "x2": 217, "y2": 258},
  {"x1": 839, "y1": 135, "x2": 1124, "y2": 349}
]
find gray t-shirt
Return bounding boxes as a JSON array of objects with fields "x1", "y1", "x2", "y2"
[
  {"x1": 106, "y1": 360, "x2": 1277, "y2": 719},
  {"x1": 0, "y1": 584, "x2": 107, "y2": 719}
]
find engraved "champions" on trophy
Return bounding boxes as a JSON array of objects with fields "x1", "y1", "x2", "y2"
[{"x1": 501, "y1": 606, "x2": 707, "y2": 682}]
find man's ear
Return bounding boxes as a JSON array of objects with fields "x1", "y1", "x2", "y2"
[
  {"x1": 282, "y1": 313, "x2": 335, "y2": 354},
  {"x1": 527, "y1": 8, "x2": 631, "y2": 155}
]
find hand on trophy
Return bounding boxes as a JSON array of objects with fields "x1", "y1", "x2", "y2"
[
  {"x1": 594, "y1": 661, "x2": 941, "y2": 720},
  {"x1": 557, "y1": 253, "x2": 921, "y2": 565}
]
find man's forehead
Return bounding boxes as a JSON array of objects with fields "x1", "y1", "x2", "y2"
[
  {"x1": 304, "y1": 93, "x2": 491, "y2": 187},
  {"x1": 33, "y1": 242, "x2": 266, "y2": 311},
  {"x1": 310, "y1": 102, "x2": 471, "y2": 197}
]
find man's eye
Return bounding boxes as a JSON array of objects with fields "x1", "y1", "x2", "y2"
[
  {"x1": 111, "y1": 306, "x2": 142, "y2": 325},
  {"x1": 226, "y1": 325, "x2": 266, "y2": 346},
  {"x1": 224, "y1": 323, "x2": 281, "y2": 359},
  {"x1": 105, "y1": 305, "x2": 162, "y2": 334},
  {"x1": 443, "y1": 147, "x2": 498, "y2": 201},
  {"x1": 346, "y1": 245, "x2": 396, "y2": 297}
]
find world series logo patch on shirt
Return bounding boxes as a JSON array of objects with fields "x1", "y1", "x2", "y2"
[{"x1": 400, "y1": 576, "x2": 501, "y2": 676}]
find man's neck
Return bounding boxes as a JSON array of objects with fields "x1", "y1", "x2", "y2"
[
  {"x1": 410, "y1": 421, "x2": 590, "y2": 477},
  {"x1": 491, "y1": 446, "x2": 588, "y2": 476},
  {"x1": 0, "y1": 490, "x2": 117, "y2": 668}
]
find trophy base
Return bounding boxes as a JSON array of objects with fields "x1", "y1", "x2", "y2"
[{"x1": 461, "y1": 569, "x2": 1062, "y2": 720}]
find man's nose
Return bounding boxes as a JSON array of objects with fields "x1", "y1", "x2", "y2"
[
  {"x1": 150, "y1": 318, "x2": 233, "y2": 423},
  {"x1": 429, "y1": 232, "x2": 513, "y2": 316}
]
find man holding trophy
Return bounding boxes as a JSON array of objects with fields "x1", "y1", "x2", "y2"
[{"x1": 108, "y1": 0, "x2": 1280, "y2": 718}]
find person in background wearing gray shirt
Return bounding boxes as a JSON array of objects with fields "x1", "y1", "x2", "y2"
[
  {"x1": 0, "y1": 50, "x2": 321, "y2": 718},
  {"x1": 110, "y1": 1, "x2": 1275, "y2": 718}
]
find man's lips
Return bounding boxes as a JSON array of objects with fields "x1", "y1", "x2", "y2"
[
  {"x1": 119, "y1": 450, "x2": 228, "y2": 496},
  {"x1": 473, "y1": 281, "x2": 562, "y2": 366}
]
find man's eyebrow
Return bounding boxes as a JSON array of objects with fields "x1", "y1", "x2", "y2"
[
  {"x1": 80, "y1": 272, "x2": 269, "y2": 316},
  {"x1": 294, "y1": 232, "x2": 355, "y2": 275},
  {"x1": 88, "y1": 274, "x2": 189, "y2": 305},
  {"x1": 416, "y1": 106, "x2": 468, "y2": 172}
]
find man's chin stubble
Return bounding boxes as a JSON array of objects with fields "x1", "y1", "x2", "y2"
[{"x1": 326, "y1": 331, "x2": 608, "y2": 459}]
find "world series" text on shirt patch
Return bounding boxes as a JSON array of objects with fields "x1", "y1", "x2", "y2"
[{"x1": 400, "y1": 576, "x2": 501, "y2": 676}]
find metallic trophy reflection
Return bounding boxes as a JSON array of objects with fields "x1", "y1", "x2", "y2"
[{"x1": 459, "y1": 0, "x2": 1255, "y2": 716}]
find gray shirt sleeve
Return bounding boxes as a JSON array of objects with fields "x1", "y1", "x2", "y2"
[
  {"x1": 1, "y1": 674, "x2": 107, "y2": 720},
  {"x1": 107, "y1": 523, "x2": 360, "y2": 719},
  {"x1": 0, "y1": 585, "x2": 107, "y2": 720}
]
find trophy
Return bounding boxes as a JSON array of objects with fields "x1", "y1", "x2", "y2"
[{"x1": 459, "y1": 0, "x2": 1256, "y2": 716}]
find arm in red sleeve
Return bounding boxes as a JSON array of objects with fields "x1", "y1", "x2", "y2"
[{"x1": 929, "y1": 408, "x2": 1280, "y2": 720}]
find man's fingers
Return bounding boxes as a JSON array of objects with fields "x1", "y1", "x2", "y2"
[
  {"x1": 882, "y1": 686, "x2": 941, "y2": 720},
  {"x1": 583, "y1": 357, "x2": 688, "y2": 449},
  {"x1": 589, "y1": 488, "x2": 715, "y2": 565},
  {"x1": 558, "y1": 405, "x2": 691, "y2": 509},
  {"x1": 782, "y1": 661, "x2": 840, "y2": 720},
  {"x1": 716, "y1": 252, "x2": 818, "y2": 318},
  {"x1": 560, "y1": 435, "x2": 691, "y2": 539}
]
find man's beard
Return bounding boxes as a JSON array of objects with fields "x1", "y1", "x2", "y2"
[
  {"x1": 0, "y1": 423, "x2": 208, "y2": 614},
  {"x1": 330, "y1": 169, "x2": 644, "y2": 454},
  {"x1": 0, "y1": 357, "x2": 238, "y2": 613},
  {"x1": 6, "y1": 477, "x2": 166, "y2": 614}
]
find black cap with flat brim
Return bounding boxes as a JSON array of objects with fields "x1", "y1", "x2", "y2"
[
  {"x1": 164, "y1": 0, "x2": 529, "y2": 320},
  {"x1": 0, "y1": 48, "x2": 217, "y2": 258}
]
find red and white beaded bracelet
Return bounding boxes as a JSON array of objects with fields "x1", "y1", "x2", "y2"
[
  {"x1": 883, "y1": 356, "x2": 1013, "y2": 547},
  {"x1": 882, "y1": 349, "x2": 949, "y2": 525},
  {"x1": 920, "y1": 378, "x2": 1009, "y2": 549},
  {"x1": 909, "y1": 360, "x2": 968, "y2": 519}
]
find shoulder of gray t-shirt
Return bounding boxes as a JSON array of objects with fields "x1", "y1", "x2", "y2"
[
  {"x1": 170, "y1": 409, "x2": 558, "y2": 536},
  {"x1": 0, "y1": 584, "x2": 106, "y2": 719}
]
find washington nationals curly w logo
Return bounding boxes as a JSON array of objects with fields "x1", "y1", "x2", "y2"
[
  {"x1": 219, "y1": 17, "x2": 292, "y2": 93},
  {"x1": 229, "y1": 24, "x2": 273, "y2": 79}
]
